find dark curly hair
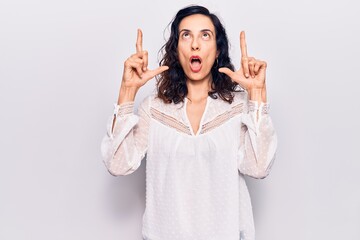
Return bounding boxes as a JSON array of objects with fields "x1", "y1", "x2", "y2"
[{"x1": 156, "y1": 5, "x2": 241, "y2": 104}]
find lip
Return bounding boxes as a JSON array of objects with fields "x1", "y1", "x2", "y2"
[
  {"x1": 189, "y1": 55, "x2": 202, "y2": 73},
  {"x1": 190, "y1": 55, "x2": 202, "y2": 62}
]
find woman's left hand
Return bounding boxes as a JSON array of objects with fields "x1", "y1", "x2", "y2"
[{"x1": 219, "y1": 31, "x2": 267, "y2": 92}]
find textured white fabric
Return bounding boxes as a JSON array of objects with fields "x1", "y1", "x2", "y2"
[{"x1": 101, "y1": 90, "x2": 277, "y2": 240}]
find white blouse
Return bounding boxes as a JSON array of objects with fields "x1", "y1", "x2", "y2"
[{"x1": 101, "y1": 89, "x2": 277, "y2": 240}]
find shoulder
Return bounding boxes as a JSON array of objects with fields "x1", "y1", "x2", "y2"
[
  {"x1": 138, "y1": 93, "x2": 156, "y2": 112},
  {"x1": 139, "y1": 92, "x2": 184, "y2": 114},
  {"x1": 139, "y1": 91, "x2": 189, "y2": 125}
]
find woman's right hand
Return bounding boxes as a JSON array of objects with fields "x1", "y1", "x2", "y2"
[{"x1": 118, "y1": 29, "x2": 169, "y2": 104}]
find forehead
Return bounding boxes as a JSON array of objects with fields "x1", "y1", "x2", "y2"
[{"x1": 178, "y1": 14, "x2": 215, "y2": 32}]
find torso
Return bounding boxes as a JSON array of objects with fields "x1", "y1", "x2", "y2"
[
  {"x1": 185, "y1": 96, "x2": 208, "y2": 135},
  {"x1": 142, "y1": 91, "x2": 251, "y2": 239}
]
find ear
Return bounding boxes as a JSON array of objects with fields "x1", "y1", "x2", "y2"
[{"x1": 216, "y1": 50, "x2": 220, "y2": 58}]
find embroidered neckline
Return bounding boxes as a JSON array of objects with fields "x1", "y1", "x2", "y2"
[{"x1": 150, "y1": 98, "x2": 244, "y2": 136}]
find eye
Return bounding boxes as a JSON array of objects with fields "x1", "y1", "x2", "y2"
[
  {"x1": 202, "y1": 32, "x2": 210, "y2": 39},
  {"x1": 181, "y1": 32, "x2": 191, "y2": 39}
]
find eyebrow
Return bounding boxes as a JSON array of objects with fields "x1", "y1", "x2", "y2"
[{"x1": 179, "y1": 29, "x2": 215, "y2": 35}]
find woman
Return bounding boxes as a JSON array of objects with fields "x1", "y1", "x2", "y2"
[{"x1": 101, "y1": 5, "x2": 277, "y2": 240}]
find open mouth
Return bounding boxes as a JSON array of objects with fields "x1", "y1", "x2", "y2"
[{"x1": 189, "y1": 56, "x2": 202, "y2": 73}]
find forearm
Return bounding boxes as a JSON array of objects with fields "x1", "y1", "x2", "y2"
[
  {"x1": 102, "y1": 98, "x2": 150, "y2": 176},
  {"x1": 248, "y1": 84, "x2": 267, "y2": 104},
  {"x1": 102, "y1": 113, "x2": 143, "y2": 176},
  {"x1": 113, "y1": 86, "x2": 138, "y2": 131},
  {"x1": 117, "y1": 86, "x2": 138, "y2": 105},
  {"x1": 248, "y1": 84, "x2": 267, "y2": 121},
  {"x1": 238, "y1": 100, "x2": 277, "y2": 179}
]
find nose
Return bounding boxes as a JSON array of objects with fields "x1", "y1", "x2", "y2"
[{"x1": 191, "y1": 38, "x2": 200, "y2": 51}]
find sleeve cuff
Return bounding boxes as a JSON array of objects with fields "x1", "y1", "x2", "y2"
[
  {"x1": 248, "y1": 100, "x2": 270, "y2": 115},
  {"x1": 107, "y1": 102, "x2": 135, "y2": 138},
  {"x1": 113, "y1": 101, "x2": 135, "y2": 118},
  {"x1": 248, "y1": 100, "x2": 270, "y2": 114},
  {"x1": 246, "y1": 101, "x2": 270, "y2": 133}
]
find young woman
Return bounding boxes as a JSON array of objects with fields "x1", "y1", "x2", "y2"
[{"x1": 101, "y1": 5, "x2": 277, "y2": 240}]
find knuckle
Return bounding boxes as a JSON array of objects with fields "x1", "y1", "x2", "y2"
[
  {"x1": 132, "y1": 62, "x2": 139, "y2": 67},
  {"x1": 124, "y1": 59, "x2": 131, "y2": 66}
]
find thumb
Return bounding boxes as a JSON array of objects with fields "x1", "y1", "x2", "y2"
[
  {"x1": 218, "y1": 67, "x2": 235, "y2": 79},
  {"x1": 148, "y1": 66, "x2": 169, "y2": 79}
]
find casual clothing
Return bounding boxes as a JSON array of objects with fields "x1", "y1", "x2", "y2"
[{"x1": 101, "y1": 90, "x2": 277, "y2": 240}]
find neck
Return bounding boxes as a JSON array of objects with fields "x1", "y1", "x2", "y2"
[{"x1": 186, "y1": 75, "x2": 212, "y2": 102}]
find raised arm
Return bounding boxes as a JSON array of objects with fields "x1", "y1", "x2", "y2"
[
  {"x1": 219, "y1": 31, "x2": 267, "y2": 109},
  {"x1": 219, "y1": 31, "x2": 277, "y2": 178},
  {"x1": 101, "y1": 97, "x2": 151, "y2": 176},
  {"x1": 113, "y1": 29, "x2": 168, "y2": 131},
  {"x1": 101, "y1": 29, "x2": 168, "y2": 176},
  {"x1": 237, "y1": 95, "x2": 277, "y2": 179},
  {"x1": 118, "y1": 29, "x2": 168, "y2": 103}
]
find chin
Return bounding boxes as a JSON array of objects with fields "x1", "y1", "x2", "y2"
[{"x1": 185, "y1": 70, "x2": 212, "y2": 82}]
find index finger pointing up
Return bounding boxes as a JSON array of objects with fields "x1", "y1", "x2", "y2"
[
  {"x1": 136, "y1": 29, "x2": 143, "y2": 53},
  {"x1": 240, "y1": 31, "x2": 248, "y2": 57}
]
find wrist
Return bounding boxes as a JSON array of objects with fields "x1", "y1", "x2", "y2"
[
  {"x1": 248, "y1": 87, "x2": 267, "y2": 103},
  {"x1": 249, "y1": 88, "x2": 262, "y2": 102},
  {"x1": 118, "y1": 86, "x2": 138, "y2": 105}
]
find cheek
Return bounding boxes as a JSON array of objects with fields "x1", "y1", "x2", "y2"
[
  {"x1": 177, "y1": 45, "x2": 188, "y2": 65},
  {"x1": 210, "y1": 43, "x2": 218, "y2": 58},
  {"x1": 205, "y1": 48, "x2": 218, "y2": 66}
]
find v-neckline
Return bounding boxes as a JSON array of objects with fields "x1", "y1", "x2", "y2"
[{"x1": 184, "y1": 96, "x2": 210, "y2": 136}]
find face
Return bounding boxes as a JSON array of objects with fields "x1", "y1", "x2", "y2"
[{"x1": 177, "y1": 14, "x2": 218, "y2": 82}]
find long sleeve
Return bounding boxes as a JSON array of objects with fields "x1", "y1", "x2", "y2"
[
  {"x1": 237, "y1": 99, "x2": 277, "y2": 179},
  {"x1": 100, "y1": 96, "x2": 151, "y2": 176}
]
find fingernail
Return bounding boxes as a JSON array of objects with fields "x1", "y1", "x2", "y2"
[
  {"x1": 245, "y1": 73, "x2": 249, "y2": 77},
  {"x1": 143, "y1": 67, "x2": 147, "y2": 71}
]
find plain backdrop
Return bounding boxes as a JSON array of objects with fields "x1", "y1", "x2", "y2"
[{"x1": 1, "y1": 0, "x2": 359, "y2": 239}]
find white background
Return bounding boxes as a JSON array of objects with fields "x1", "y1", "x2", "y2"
[{"x1": 1, "y1": 0, "x2": 359, "y2": 239}]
